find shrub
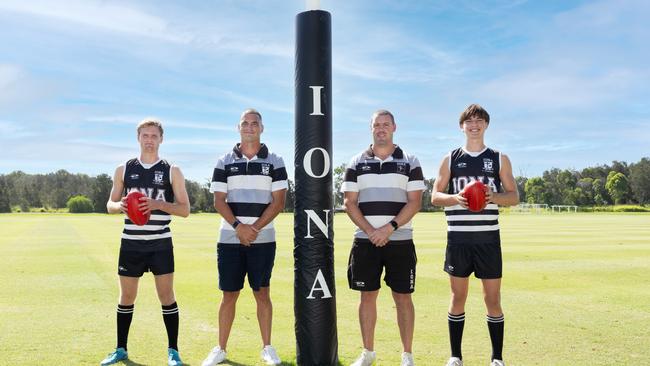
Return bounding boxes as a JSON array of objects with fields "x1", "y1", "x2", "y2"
[{"x1": 66, "y1": 195, "x2": 94, "y2": 213}]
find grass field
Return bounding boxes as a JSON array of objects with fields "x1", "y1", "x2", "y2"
[{"x1": 1, "y1": 212, "x2": 649, "y2": 365}]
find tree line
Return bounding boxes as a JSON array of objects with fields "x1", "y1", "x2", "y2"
[
  {"x1": 0, "y1": 170, "x2": 288, "y2": 213},
  {"x1": 519, "y1": 158, "x2": 650, "y2": 206},
  {"x1": 0, "y1": 157, "x2": 648, "y2": 213}
]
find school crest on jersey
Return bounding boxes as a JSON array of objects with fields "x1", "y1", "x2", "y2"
[
  {"x1": 397, "y1": 162, "x2": 406, "y2": 174},
  {"x1": 153, "y1": 171, "x2": 164, "y2": 185},
  {"x1": 483, "y1": 158, "x2": 494, "y2": 173},
  {"x1": 261, "y1": 163, "x2": 270, "y2": 175}
]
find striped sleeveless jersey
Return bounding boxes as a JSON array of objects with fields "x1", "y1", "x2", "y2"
[
  {"x1": 121, "y1": 158, "x2": 175, "y2": 251},
  {"x1": 445, "y1": 147, "x2": 502, "y2": 244}
]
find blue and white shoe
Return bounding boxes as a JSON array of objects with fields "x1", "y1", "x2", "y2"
[
  {"x1": 100, "y1": 347, "x2": 128, "y2": 365},
  {"x1": 168, "y1": 348, "x2": 183, "y2": 366}
]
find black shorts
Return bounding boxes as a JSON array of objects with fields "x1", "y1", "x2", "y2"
[
  {"x1": 444, "y1": 241, "x2": 502, "y2": 279},
  {"x1": 118, "y1": 247, "x2": 175, "y2": 277},
  {"x1": 347, "y1": 238, "x2": 417, "y2": 294},
  {"x1": 217, "y1": 242, "x2": 276, "y2": 292}
]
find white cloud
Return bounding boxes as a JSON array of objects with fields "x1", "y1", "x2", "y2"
[
  {"x1": 475, "y1": 68, "x2": 637, "y2": 109},
  {"x1": 0, "y1": 64, "x2": 57, "y2": 108},
  {"x1": 0, "y1": 120, "x2": 25, "y2": 136},
  {"x1": 0, "y1": 0, "x2": 189, "y2": 43},
  {"x1": 85, "y1": 115, "x2": 235, "y2": 132}
]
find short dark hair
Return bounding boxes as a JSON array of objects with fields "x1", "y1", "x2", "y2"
[
  {"x1": 459, "y1": 104, "x2": 490, "y2": 126},
  {"x1": 371, "y1": 109, "x2": 395, "y2": 124},
  {"x1": 240, "y1": 108, "x2": 262, "y2": 123}
]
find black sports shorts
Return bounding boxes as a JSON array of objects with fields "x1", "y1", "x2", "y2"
[
  {"x1": 347, "y1": 238, "x2": 417, "y2": 294},
  {"x1": 444, "y1": 240, "x2": 502, "y2": 279},
  {"x1": 118, "y1": 247, "x2": 175, "y2": 277}
]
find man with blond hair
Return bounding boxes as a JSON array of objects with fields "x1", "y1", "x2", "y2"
[{"x1": 101, "y1": 118, "x2": 190, "y2": 366}]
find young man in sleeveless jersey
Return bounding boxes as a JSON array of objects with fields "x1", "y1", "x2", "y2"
[
  {"x1": 342, "y1": 110, "x2": 425, "y2": 366},
  {"x1": 431, "y1": 104, "x2": 519, "y2": 366},
  {"x1": 102, "y1": 118, "x2": 190, "y2": 366},
  {"x1": 201, "y1": 109, "x2": 287, "y2": 366}
]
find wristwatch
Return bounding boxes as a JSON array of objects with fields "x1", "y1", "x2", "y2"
[
  {"x1": 232, "y1": 219, "x2": 241, "y2": 229},
  {"x1": 389, "y1": 220, "x2": 399, "y2": 231}
]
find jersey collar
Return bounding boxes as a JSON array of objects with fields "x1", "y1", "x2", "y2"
[
  {"x1": 362, "y1": 144, "x2": 404, "y2": 160},
  {"x1": 233, "y1": 143, "x2": 269, "y2": 160}
]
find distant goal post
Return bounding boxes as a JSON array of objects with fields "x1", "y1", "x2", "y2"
[
  {"x1": 510, "y1": 203, "x2": 549, "y2": 214},
  {"x1": 551, "y1": 205, "x2": 578, "y2": 213}
]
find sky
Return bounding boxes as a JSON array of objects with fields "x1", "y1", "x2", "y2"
[{"x1": 1, "y1": 0, "x2": 648, "y2": 182}]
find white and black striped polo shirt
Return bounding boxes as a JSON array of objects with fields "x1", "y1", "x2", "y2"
[
  {"x1": 445, "y1": 147, "x2": 502, "y2": 243},
  {"x1": 210, "y1": 143, "x2": 288, "y2": 245},
  {"x1": 341, "y1": 145, "x2": 425, "y2": 241},
  {"x1": 121, "y1": 158, "x2": 175, "y2": 251}
]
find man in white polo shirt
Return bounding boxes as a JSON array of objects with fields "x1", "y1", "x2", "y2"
[
  {"x1": 201, "y1": 108, "x2": 287, "y2": 366},
  {"x1": 342, "y1": 109, "x2": 425, "y2": 366}
]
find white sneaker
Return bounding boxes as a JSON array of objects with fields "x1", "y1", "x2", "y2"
[
  {"x1": 446, "y1": 357, "x2": 463, "y2": 366},
  {"x1": 401, "y1": 352, "x2": 415, "y2": 366},
  {"x1": 202, "y1": 346, "x2": 226, "y2": 366},
  {"x1": 490, "y1": 360, "x2": 505, "y2": 366},
  {"x1": 261, "y1": 345, "x2": 281, "y2": 365},
  {"x1": 350, "y1": 348, "x2": 376, "y2": 366}
]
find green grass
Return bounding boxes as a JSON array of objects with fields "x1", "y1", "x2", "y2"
[{"x1": 1, "y1": 212, "x2": 649, "y2": 365}]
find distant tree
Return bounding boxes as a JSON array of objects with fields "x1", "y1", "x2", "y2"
[
  {"x1": 6, "y1": 171, "x2": 38, "y2": 210},
  {"x1": 185, "y1": 180, "x2": 202, "y2": 213},
  {"x1": 91, "y1": 174, "x2": 113, "y2": 213},
  {"x1": 200, "y1": 179, "x2": 216, "y2": 212},
  {"x1": 185, "y1": 179, "x2": 215, "y2": 213},
  {"x1": 610, "y1": 160, "x2": 630, "y2": 176},
  {"x1": 606, "y1": 171, "x2": 630, "y2": 204},
  {"x1": 67, "y1": 195, "x2": 94, "y2": 213},
  {"x1": 576, "y1": 177, "x2": 595, "y2": 205},
  {"x1": 541, "y1": 168, "x2": 563, "y2": 204},
  {"x1": 284, "y1": 179, "x2": 295, "y2": 212},
  {"x1": 629, "y1": 158, "x2": 650, "y2": 204},
  {"x1": 49, "y1": 170, "x2": 72, "y2": 208},
  {"x1": 592, "y1": 178, "x2": 610, "y2": 205},
  {"x1": 525, "y1": 177, "x2": 548, "y2": 204},
  {"x1": 421, "y1": 178, "x2": 436, "y2": 211},
  {"x1": 333, "y1": 163, "x2": 346, "y2": 208},
  {"x1": 515, "y1": 176, "x2": 527, "y2": 203},
  {"x1": 0, "y1": 176, "x2": 11, "y2": 212},
  {"x1": 581, "y1": 165, "x2": 609, "y2": 181}
]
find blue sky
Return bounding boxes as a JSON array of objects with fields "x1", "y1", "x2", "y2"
[{"x1": 1, "y1": 0, "x2": 648, "y2": 182}]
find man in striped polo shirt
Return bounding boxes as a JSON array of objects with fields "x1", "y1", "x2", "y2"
[
  {"x1": 431, "y1": 104, "x2": 519, "y2": 366},
  {"x1": 342, "y1": 110, "x2": 425, "y2": 366},
  {"x1": 202, "y1": 109, "x2": 287, "y2": 366},
  {"x1": 103, "y1": 118, "x2": 190, "y2": 366}
]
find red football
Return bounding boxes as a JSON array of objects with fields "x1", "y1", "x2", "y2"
[
  {"x1": 126, "y1": 191, "x2": 150, "y2": 226},
  {"x1": 463, "y1": 180, "x2": 487, "y2": 212}
]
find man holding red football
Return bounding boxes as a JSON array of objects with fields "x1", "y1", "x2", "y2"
[
  {"x1": 103, "y1": 118, "x2": 190, "y2": 366},
  {"x1": 431, "y1": 104, "x2": 518, "y2": 366}
]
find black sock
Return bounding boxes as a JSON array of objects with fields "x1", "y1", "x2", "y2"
[
  {"x1": 162, "y1": 302, "x2": 179, "y2": 351},
  {"x1": 117, "y1": 304, "x2": 134, "y2": 351},
  {"x1": 487, "y1": 314, "x2": 504, "y2": 360},
  {"x1": 448, "y1": 312, "x2": 465, "y2": 359}
]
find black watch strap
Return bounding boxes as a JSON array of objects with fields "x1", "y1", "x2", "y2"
[
  {"x1": 232, "y1": 219, "x2": 241, "y2": 229},
  {"x1": 389, "y1": 220, "x2": 399, "y2": 230}
]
